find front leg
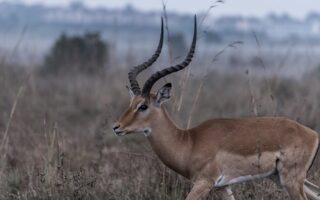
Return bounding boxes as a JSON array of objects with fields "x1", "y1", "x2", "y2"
[
  {"x1": 185, "y1": 179, "x2": 212, "y2": 200},
  {"x1": 185, "y1": 180, "x2": 235, "y2": 200},
  {"x1": 215, "y1": 186, "x2": 235, "y2": 200}
]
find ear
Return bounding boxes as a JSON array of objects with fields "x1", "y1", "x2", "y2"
[
  {"x1": 126, "y1": 85, "x2": 135, "y2": 99},
  {"x1": 155, "y1": 83, "x2": 172, "y2": 106}
]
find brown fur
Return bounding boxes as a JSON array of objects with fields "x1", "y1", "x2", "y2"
[
  {"x1": 308, "y1": 141, "x2": 320, "y2": 174},
  {"x1": 114, "y1": 95, "x2": 320, "y2": 200}
]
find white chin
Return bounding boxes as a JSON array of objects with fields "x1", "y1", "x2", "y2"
[
  {"x1": 142, "y1": 128, "x2": 152, "y2": 137},
  {"x1": 113, "y1": 131, "x2": 127, "y2": 136}
]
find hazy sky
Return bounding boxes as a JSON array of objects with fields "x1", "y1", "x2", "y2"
[{"x1": 7, "y1": 0, "x2": 320, "y2": 18}]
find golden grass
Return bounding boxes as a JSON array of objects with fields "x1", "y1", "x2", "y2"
[{"x1": 0, "y1": 60, "x2": 318, "y2": 199}]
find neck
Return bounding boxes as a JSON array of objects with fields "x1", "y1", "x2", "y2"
[{"x1": 147, "y1": 106, "x2": 191, "y2": 177}]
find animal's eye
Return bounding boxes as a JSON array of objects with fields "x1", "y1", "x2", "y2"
[{"x1": 138, "y1": 104, "x2": 148, "y2": 112}]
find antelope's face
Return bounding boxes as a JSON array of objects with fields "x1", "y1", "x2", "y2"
[
  {"x1": 113, "y1": 83, "x2": 172, "y2": 137},
  {"x1": 112, "y1": 16, "x2": 196, "y2": 137}
]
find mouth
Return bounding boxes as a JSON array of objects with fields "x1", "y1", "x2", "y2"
[
  {"x1": 113, "y1": 130, "x2": 127, "y2": 136},
  {"x1": 113, "y1": 129, "x2": 150, "y2": 137}
]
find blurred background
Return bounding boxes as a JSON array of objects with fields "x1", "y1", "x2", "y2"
[
  {"x1": 0, "y1": 0, "x2": 319, "y2": 199},
  {"x1": 1, "y1": 0, "x2": 320, "y2": 75}
]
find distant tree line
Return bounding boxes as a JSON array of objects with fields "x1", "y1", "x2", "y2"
[{"x1": 43, "y1": 32, "x2": 108, "y2": 75}]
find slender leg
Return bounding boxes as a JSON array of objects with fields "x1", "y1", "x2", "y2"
[
  {"x1": 279, "y1": 170, "x2": 307, "y2": 200},
  {"x1": 304, "y1": 184, "x2": 320, "y2": 200},
  {"x1": 216, "y1": 186, "x2": 235, "y2": 200},
  {"x1": 185, "y1": 180, "x2": 212, "y2": 200},
  {"x1": 277, "y1": 148, "x2": 309, "y2": 200},
  {"x1": 283, "y1": 182, "x2": 307, "y2": 200}
]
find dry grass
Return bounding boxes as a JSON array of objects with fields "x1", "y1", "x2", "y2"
[{"x1": 0, "y1": 56, "x2": 319, "y2": 200}]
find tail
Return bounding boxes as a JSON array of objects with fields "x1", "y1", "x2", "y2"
[{"x1": 304, "y1": 180, "x2": 320, "y2": 200}]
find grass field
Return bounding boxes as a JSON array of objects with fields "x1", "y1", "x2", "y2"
[{"x1": 0, "y1": 53, "x2": 319, "y2": 199}]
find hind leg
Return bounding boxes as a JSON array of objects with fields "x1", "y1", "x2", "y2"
[
  {"x1": 278, "y1": 165, "x2": 308, "y2": 200},
  {"x1": 269, "y1": 167, "x2": 307, "y2": 199},
  {"x1": 276, "y1": 141, "x2": 317, "y2": 200},
  {"x1": 282, "y1": 180, "x2": 307, "y2": 200}
]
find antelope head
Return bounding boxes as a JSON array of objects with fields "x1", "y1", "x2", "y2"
[{"x1": 113, "y1": 16, "x2": 197, "y2": 137}]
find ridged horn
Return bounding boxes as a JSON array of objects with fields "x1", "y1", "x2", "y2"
[
  {"x1": 142, "y1": 15, "x2": 197, "y2": 97},
  {"x1": 128, "y1": 17, "x2": 164, "y2": 95}
]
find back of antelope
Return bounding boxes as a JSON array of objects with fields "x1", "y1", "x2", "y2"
[{"x1": 112, "y1": 16, "x2": 320, "y2": 200}]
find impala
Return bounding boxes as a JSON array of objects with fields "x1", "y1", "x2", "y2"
[{"x1": 112, "y1": 16, "x2": 320, "y2": 200}]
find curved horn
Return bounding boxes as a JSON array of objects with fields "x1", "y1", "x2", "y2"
[
  {"x1": 128, "y1": 18, "x2": 164, "y2": 95},
  {"x1": 142, "y1": 15, "x2": 197, "y2": 97}
]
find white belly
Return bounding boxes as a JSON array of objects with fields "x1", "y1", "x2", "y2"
[
  {"x1": 213, "y1": 151, "x2": 279, "y2": 187},
  {"x1": 214, "y1": 170, "x2": 275, "y2": 187}
]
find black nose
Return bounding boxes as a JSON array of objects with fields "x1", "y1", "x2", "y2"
[{"x1": 113, "y1": 124, "x2": 120, "y2": 131}]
